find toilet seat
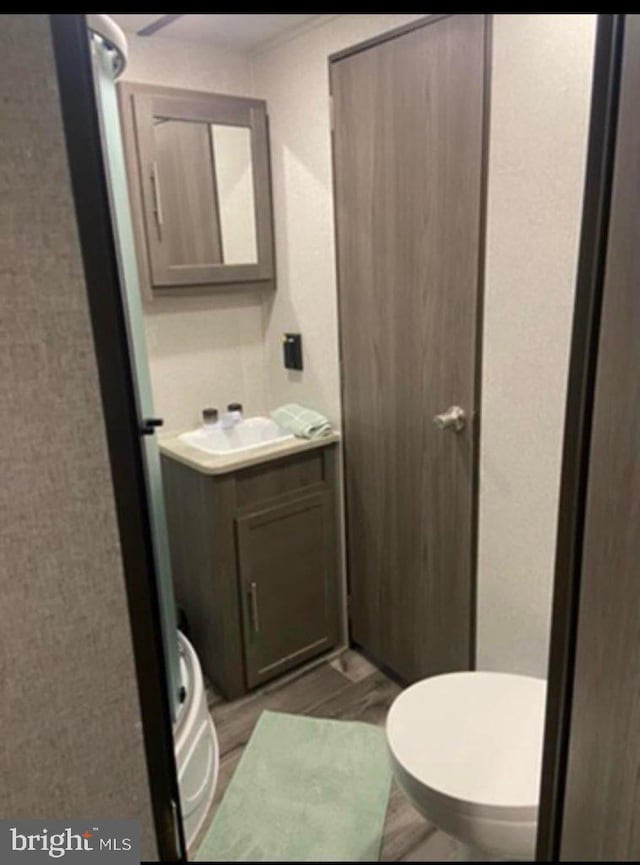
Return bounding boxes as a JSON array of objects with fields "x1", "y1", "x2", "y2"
[{"x1": 386, "y1": 672, "x2": 547, "y2": 822}]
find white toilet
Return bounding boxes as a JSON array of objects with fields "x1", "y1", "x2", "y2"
[
  {"x1": 174, "y1": 632, "x2": 219, "y2": 849},
  {"x1": 386, "y1": 672, "x2": 547, "y2": 861}
]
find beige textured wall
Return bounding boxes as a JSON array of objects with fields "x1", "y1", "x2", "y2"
[
  {"x1": 253, "y1": 14, "x2": 425, "y2": 422},
  {"x1": 121, "y1": 33, "x2": 267, "y2": 432},
  {"x1": 0, "y1": 15, "x2": 156, "y2": 857},
  {"x1": 478, "y1": 14, "x2": 596, "y2": 677}
]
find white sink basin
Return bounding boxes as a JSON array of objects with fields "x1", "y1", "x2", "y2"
[{"x1": 179, "y1": 416, "x2": 294, "y2": 456}]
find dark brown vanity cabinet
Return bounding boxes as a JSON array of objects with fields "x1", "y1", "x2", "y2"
[
  {"x1": 161, "y1": 444, "x2": 342, "y2": 698},
  {"x1": 118, "y1": 82, "x2": 275, "y2": 295}
]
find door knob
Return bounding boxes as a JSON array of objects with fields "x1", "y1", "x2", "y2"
[{"x1": 433, "y1": 406, "x2": 466, "y2": 432}]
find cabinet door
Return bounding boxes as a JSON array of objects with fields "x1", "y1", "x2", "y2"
[{"x1": 236, "y1": 491, "x2": 338, "y2": 688}]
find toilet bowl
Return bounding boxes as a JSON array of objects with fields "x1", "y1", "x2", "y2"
[
  {"x1": 386, "y1": 672, "x2": 546, "y2": 861},
  {"x1": 174, "y1": 632, "x2": 219, "y2": 849}
]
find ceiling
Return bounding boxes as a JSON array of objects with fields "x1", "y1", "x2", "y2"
[{"x1": 109, "y1": 14, "x2": 322, "y2": 50}]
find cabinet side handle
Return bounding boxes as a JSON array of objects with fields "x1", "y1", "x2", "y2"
[
  {"x1": 249, "y1": 581, "x2": 260, "y2": 634},
  {"x1": 150, "y1": 161, "x2": 164, "y2": 233}
]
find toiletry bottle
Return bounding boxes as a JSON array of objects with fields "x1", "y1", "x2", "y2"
[
  {"x1": 202, "y1": 407, "x2": 219, "y2": 430},
  {"x1": 227, "y1": 402, "x2": 243, "y2": 423},
  {"x1": 221, "y1": 402, "x2": 243, "y2": 430}
]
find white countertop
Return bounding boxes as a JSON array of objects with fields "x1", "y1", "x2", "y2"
[{"x1": 159, "y1": 429, "x2": 341, "y2": 475}]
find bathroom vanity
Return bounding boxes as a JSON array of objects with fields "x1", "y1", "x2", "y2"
[{"x1": 160, "y1": 433, "x2": 342, "y2": 698}]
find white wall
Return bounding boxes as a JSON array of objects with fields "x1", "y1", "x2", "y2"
[
  {"x1": 211, "y1": 125, "x2": 258, "y2": 264},
  {"x1": 477, "y1": 14, "x2": 596, "y2": 677},
  {"x1": 253, "y1": 15, "x2": 425, "y2": 422},
  {"x1": 121, "y1": 33, "x2": 268, "y2": 432}
]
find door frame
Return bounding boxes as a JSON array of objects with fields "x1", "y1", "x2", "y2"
[
  {"x1": 48, "y1": 11, "x2": 625, "y2": 863},
  {"x1": 49, "y1": 15, "x2": 185, "y2": 862},
  {"x1": 329, "y1": 13, "x2": 492, "y2": 671},
  {"x1": 536, "y1": 13, "x2": 626, "y2": 860}
]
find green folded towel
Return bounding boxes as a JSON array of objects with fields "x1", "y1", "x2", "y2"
[{"x1": 271, "y1": 403, "x2": 332, "y2": 440}]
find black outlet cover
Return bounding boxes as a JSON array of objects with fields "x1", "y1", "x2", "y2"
[{"x1": 283, "y1": 333, "x2": 303, "y2": 371}]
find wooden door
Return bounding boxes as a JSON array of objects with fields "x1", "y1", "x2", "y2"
[
  {"x1": 331, "y1": 15, "x2": 487, "y2": 681},
  {"x1": 236, "y1": 491, "x2": 340, "y2": 688},
  {"x1": 560, "y1": 15, "x2": 640, "y2": 861}
]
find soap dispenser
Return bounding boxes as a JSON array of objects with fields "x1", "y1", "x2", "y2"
[
  {"x1": 227, "y1": 402, "x2": 243, "y2": 423},
  {"x1": 220, "y1": 402, "x2": 243, "y2": 430},
  {"x1": 202, "y1": 407, "x2": 219, "y2": 430}
]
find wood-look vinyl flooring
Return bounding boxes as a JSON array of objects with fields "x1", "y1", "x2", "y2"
[{"x1": 192, "y1": 649, "x2": 459, "y2": 861}]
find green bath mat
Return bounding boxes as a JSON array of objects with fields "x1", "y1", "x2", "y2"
[{"x1": 196, "y1": 710, "x2": 392, "y2": 862}]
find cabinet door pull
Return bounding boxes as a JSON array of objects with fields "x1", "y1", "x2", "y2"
[
  {"x1": 151, "y1": 161, "x2": 164, "y2": 233},
  {"x1": 249, "y1": 581, "x2": 260, "y2": 633}
]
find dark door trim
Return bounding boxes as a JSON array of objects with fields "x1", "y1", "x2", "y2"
[
  {"x1": 49, "y1": 15, "x2": 185, "y2": 862},
  {"x1": 329, "y1": 14, "x2": 453, "y2": 63},
  {"x1": 469, "y1": 15, "x2": 493, "y2": 668},
  {"x1": 536, "y1": 14, "x2": 625, "y2": 861}
]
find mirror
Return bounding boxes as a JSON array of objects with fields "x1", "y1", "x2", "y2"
[
  {"x1": 210, "y1": 124, "x2": 258, "y2": 265},
  {"x1": 152, "y1": 118, "x2": 258, "y2": 267}
]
